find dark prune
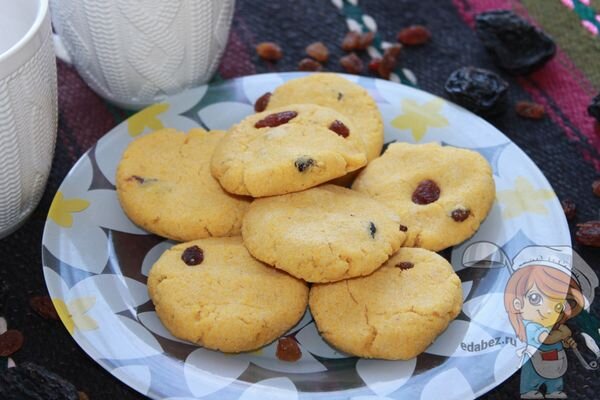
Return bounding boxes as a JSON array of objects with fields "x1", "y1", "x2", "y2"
[
  {"x1": 396, "y1": 262, "x2": 414, "y2": 270},
  {"x1": 254, "y1": 92, "x2": 271, "y2": 112},
  {"x1": 589, "y1": 93, "x2": 600, "y2": 122},
  {"x1": 445, "y1": 67, "x2": 509, "y2": 116},
  {"x1": 412, "y1": 180, "x2": 441, "y2": 205},
  {"x1": 294, "y1": 157, "x2": 315, "y2": 172},
  {"x1": 0, "y1": 362, "x2": 79, "y2": 400},
  {"x1": 181, "y1": 246, "x2": 204, "y2": 266},
  {"x1": 255, "y1": 111, "x2": 298, "y2": 128},
  {"x1": 368, "y1": 222, "x2": 377, "y2": 238},
  {"x1": 329, "y1": 120, "x2": 350, "y2": 138},
  {"x1": 475, "y1": 10, "x2": 556, "y2": 75}
]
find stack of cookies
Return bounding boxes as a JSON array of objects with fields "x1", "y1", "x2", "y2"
[{"x1": 116, "y1": 73, "x2": 496, "y2": 360}]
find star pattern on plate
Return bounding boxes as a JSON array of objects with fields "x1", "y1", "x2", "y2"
[
  {"x1": 496, "y1": 177, "x2": 555, "y2": 219},
  {"x1": 391, "y1": 98, "x2": 448, "y2": 141},
  {"x1": 127, "y1": 103, "x2": 170, "y2": 136}
]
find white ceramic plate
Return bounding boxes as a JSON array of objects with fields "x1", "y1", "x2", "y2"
[{"x1": 42, "y1": 72, "x2": 570, "y2": 399}]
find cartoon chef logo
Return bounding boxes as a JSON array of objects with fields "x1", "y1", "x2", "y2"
[{"x1": 463, "y1": 243, "x2": 600, "y2": 399}]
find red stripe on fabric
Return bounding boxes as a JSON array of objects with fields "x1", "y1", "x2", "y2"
[
  {"x1": 218, "y1": 25, "x2": 256, "y2": 79},
  {"x1": 452, "y1": 0, "x2": 600, "y2": 170},
  {"x1": 57, "y1": 60, "x2": 118, "y2": 153}
]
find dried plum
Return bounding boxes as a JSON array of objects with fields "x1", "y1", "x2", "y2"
[
  {"x1": 475, "y1": 10, "x2": 556, "y2": 75},
  {"x1": 0, "y1": 362, "x2": 79, "y2": 400},
  {"x1": 589, "y1": 93, "x2": 600, "y2": 122},
  {"x1": 445, "y1": 67, "x2": 509, "y2": 116}
]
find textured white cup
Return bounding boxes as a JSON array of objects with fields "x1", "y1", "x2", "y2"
[
  {"x1": 50, "y1": 0, "x2": 235, "y2": 109},
  {"x1": 0, "y1": 0, "x2": 58, "y2": 239}
]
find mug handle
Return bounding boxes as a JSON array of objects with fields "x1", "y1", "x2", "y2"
[{"x1": 52, "y1": 34, "x2": 72, "y2": 64}]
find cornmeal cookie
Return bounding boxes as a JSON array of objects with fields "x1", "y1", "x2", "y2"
[
  {"x1": 116, "y1": 128, "x2": 250, "y2": 241},
  {"x1": 265, "y1": 73, "x2": 384, "y2": 163},
  {"x1": 147, "y1": 237, "x2": 309, "y2": 353},
  {"x1": 242, "y1": 184, "x2": 405, "y2": 283},
  {"x1": 211, "y1": 104, "x2": 367, "y2": 197},
  {"x1": 309, "y1": 248, "x2": 463, "y2": 360},
  {"x1": 352, "y1": 142, "x2": 495, "y2": 251}
]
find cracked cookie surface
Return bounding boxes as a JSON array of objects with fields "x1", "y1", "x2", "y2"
[
  {"x1": 352, "y1": 142, "x2": 495, "y2": 251},
  {"x1": 210, "y1": 104, "x2": 367, "y2": 197},
  {"x1": 116, "y1": 128, "x2": 251, "y2": 241},
  {"x1": 309, "y1": 247, "x2": 463, "y2": 360},
  {"x1": 147, "y1": 237, "x2": 308, "y2": 353},
  {"x1": 241, "y1": 184, "x2": 405, "y2": 283}
]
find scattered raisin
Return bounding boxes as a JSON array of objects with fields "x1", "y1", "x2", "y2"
[
  {"x1": 342, "y1": 31, "x2": 361, "y2": 52},
  {"x1": 276, "y1": 337, "x2": 302, "y2": 362},
  {"x1": 298, "y1": 58, "x2": 323, "y2": 72},
  {"x1": 589, "y1": 93, "x2": 600, "y2": 122},
  {"x1": 329, "y1": 120, "x2": 350, "y2": 138},
  {"x1": 575, "y1": 221, "x2": 600, "y2": 247},
  {"x1": 396, "y1": 262, "x2": 414, "y2": 270},
  {"x1": 397, "y1": 25, "x2": 431, "y2": 46},
  {"x1": 127, "y1": 175, "x2": 145, "y2": 184},
  {"x1": 306, "y1": 42, "x2": 329, "y2": 62},
  {"x1": 412, "y1": 180, "x2": 441, "y2": 205},
  {"x1": 294, "y1": 157, "x2": 315, "y2": 172},
  {"x1": 561, "y1": 199, "x2": 577, "y2": 221},
  {"x1": 0, "y1": 330, "x2": 24, "y2": 357},
  {"x1": 357, "y1": 32, "x2": 375, "y2": 50},
  {"x1": 30, "y1": 296, "x2": 59, "y2": 320},
  {"x1": 515, "y1": 101, "x2": 545, "y2": 119},
  {"x1": 399, "y1": 224, "x2": 408, "y2": 232},
  {"x1": 181, "y1": 246, "x2": 204, "y2": 266},
  {"x1": 368, "y1": 222, "x2": 377, "y2": 238},
  {"x1": 475, "y1": 10, "x2": 555, "y2": 75},
  {"x1": 378, "y1": 44, "x2": 402, "y2": 79},
  {"x1": 337, "y1": 92, "x2": 344, "y2": 101},
  {"x1": 254, "y1": 92, "x2": 271, "y2": 112},
  {"x1": 0, "y1": 362, "x2": 79, "y2": 400},
  {"x1": 451, "y1": 208, "x2": 471, "y2": 222},
  {"x1": 340, "y1": 53, "x2": 363, "y2": 74},
  {"x1": 368, "y1": 58, "x2": 381, "y2": 73},
  {"x1": 445, "y1": 66, "x2": 509, "y2": 116},
  {"x1": 255, "y1": 111, "x2": 298, "y2": 128},
  {"x1": 256, "y1": 42, "x2": 282, "y2": 61},
  {"x1": 593, "y1": 180, "x2": 600, "y2": 197},
  {"x1": 78, "y1": 392, "x2": 90, "y2": 400}
]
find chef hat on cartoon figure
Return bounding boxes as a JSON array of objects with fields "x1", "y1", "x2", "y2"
[{"x1": 463, "y1": 242, "x2": 598, "y2": 310}]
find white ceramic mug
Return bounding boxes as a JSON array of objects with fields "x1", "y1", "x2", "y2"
[
  {"x1": 0, "y1": 0, "x2": 58, "y2": 239},
  {"x1": 50, "y1": 0, "x2": 235, "y2": 109}
]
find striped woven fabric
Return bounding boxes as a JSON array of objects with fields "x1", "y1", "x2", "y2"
[{"x1": 1, "y1": 1, "x2": 598, "y2": 399}]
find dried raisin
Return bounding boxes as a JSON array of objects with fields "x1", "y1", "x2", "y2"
[
  {"x1": 329, "y1": 120, "x2": 350, "y2": 138},
  {"x1": 306, "y1": 42, "x2": 329, "y2": 62},
  {"x1": 561, "y1": 199, "x2": 577, "y2": 221},
  {"x1": 378, "y1": 44, "x2": 402, "y2": 79},
  {"x1": 294, "y1": 157, "x2": 315, "y2": 172},
  {"x1": 399, "y1": 224, "x2": 408, "y2": 232},
  {"x1": 575, "y1": 221, "x2": 600, "y2": 247},
  {"x1": 357, "y1": 32, "x2": 375, "y2": 50},
  {"x1": 30, "y1": 296, "x2": 59, "y2": 320},
  {"x1": 397, "y1": 25, "x2": 431, "y2": 46},
  {"x1": 181, "y1": 246, "x2": 204, "y2": 266},
  {"x1": 451, "y1": 208, "x2": 471, "y2": 222},
  {"x1": 340, "y1": 53, "x2": 363, "y2": 74},
  {"x1": 256, "y1": 42, "x2": 282, "y2": 61},
  {"x1": 342, "y1": 31, "x2": 361, "y2": 52},
  {"x1": 475, "y1": 10, "x2": 555, "y2": 75},
  {"x1": 368, "y1": 222, "x2": 377, "y2": 238},
  {"x1": 0, "y1": 330, "x2": 24, "y2": 357},
  {"x1": 368, "y1": 58, "x2": 381, "y2": 73},
  {"x1": 298, "y1": 58, "x2": 323, "y2": 72},
  {"x1": 445, "y1": 67, "x2": 509, "y2": 116},
  {"x1": 412, "y1": 180, "x2": 441, "y2": 205},
  {"x1": 516, "y1": 101, "x2": 545, "y2": 119},
  {"x1": 396, "y1": 262, "x2": 414, "y2": 270},
  {"x1": 255, "y1": 111, "x2": 298, "y2": 128},
  {"x1": 254, "y1": 92, "x2": 271, "y2": 112},
  {"x1": 276, "y1": 337, "x2": 302, "y2": 362}
]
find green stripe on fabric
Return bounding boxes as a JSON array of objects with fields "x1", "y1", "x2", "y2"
[
  {"x1": 522, "y1": 0, "x2": 600, "y2": 91},
  {"x1": 573, "y1": 1, "x2": 600, "y2": 35}
]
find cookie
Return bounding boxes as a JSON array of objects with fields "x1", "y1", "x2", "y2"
[
  {"x1": 309, "y1": 248, "x2": 463, "y2": 360},
  {"x1": 116, "y1": 128, "x2": 250, "y2": 241},
  {"x1": 211, "y1": 104, "x2": 367, "y2": 197},
  {"x1": 266, "y1": 73, "x2": 384, "y2": 163},
  {"x1": 352, "y1": 142, "x2": 495, "y2": 251},
  {"x1": 242, "y1": 184, "x2": 405, "y2": 283},
  {"x1": 147, "y1": 237, "x2": 309, "y2": 353}
]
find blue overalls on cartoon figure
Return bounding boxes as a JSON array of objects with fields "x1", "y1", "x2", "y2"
[{"x1": 520, "y1": 319, "x2": 568, "y2": 397}]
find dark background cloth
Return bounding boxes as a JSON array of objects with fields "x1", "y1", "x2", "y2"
[{"x1": 1, "y1": 0, "x2": 599, "y2": 399}]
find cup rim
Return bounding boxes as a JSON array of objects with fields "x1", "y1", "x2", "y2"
[{"x1": 0, "y1": 0, "x2": 49, "y2": 64}]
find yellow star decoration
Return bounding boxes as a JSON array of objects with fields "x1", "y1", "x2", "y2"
[
  {"x1": 48, "y1": 192, "x2": 90, "y2": 228},
  {"x1": 391, "y1": 98, "x2": 449, "y2": 141},
  {"x1": 52, "y1": 297, "x2": 98, "y2": 335},
  {"x1": 496, "y1": 177, "x2": 555, "y2": 219},
  {"x1": 127, "y1": 103, "x2": 170, "y2": 137}
]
